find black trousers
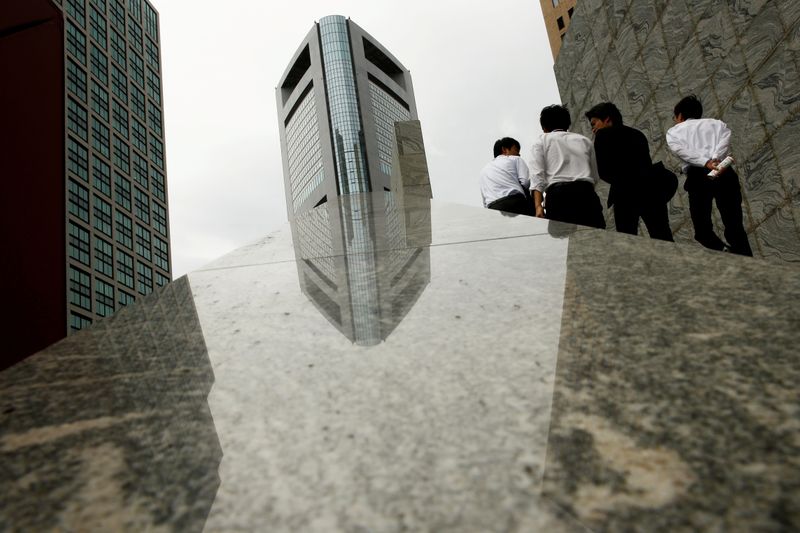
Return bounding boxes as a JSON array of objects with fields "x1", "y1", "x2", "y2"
[
  {"x1": 487, "y1": 192, "x2": 535, "y2": 217},
  {"x1": 685, "y1": 166, "x2": 753, "y2": 256},
  {"x1": 545, "y1": 180, "x2": 606, "y2": 229},
  {"x1": 613, "y1": 192, "x2": 674, "y2": 242}
]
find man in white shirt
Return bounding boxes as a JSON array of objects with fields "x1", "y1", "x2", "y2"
[
  {"x1": 479, "y1": 137, "x2": 535, "y2": 216},
  {"x1": 528, "y1": 105, "x2": 605, "y2": 229},
  {"x1": 666, "y1": 95, "x2": 753, "y2": 256}
]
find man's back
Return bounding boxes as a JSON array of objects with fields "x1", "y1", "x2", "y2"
[
  {"x1": 594, "y1": 125, "x2": 652, "y2": 185},
  {"x1": 479, "y1": 155, "x2": 529, "y2": 208}
]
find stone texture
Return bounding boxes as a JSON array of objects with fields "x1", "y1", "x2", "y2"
[{"x1": 554, "y1": 0, "x2": 800, "y2": 264}]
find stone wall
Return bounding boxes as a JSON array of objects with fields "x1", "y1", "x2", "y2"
[{"x1": 554, "y1": 0, "x2": 800, "y2": 262}]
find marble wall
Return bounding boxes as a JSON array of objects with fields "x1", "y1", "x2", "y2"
[{"x1": 554, "y1": 0, "x2": 800, "y2": 262}]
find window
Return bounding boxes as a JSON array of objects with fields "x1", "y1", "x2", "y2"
[
  {"x1": 112, "y1": 100, "x2": 129, "y2": 138},
  {"x1": 110, "y1": 28, "x2": 127, "y2": 67},
  {"x1": 130, "y1": 52, "x2": 144, "y2": 87},
  {"x1": 94, "y1": 195, "x2": 113, "y2": 236},
  {"x1": 130, "y1": 85, "x2": 146, "y2": 120},
  {"x1": 116, "y1": 210, "x2": 133, "y2": 249},
  {"x1": 119, "y1": 290, "x2": 135, "y2": 307},
  {"x1": 90, "y1": 45, "x2": 108, "y2": 84},
  {"x1": 150, "y1": 167, "x2": 165, "y2": 201},
  {"x1": 90, "y1": 80, "x2": 109, "y2": 121},
  {"x1": 117, "y1": 250, "x2": 134, "y2": 288},
  {"x1": 144, "y1": 1, "x2": 158, "y2": 39},
  {"x1": 69, "y1": 222, "x2": 91, "y2": 265},
  {"x1": 91, "y1": 0, "x2": 106, "y2": 13},
  {"x1": 70, "y1": 312, "x2": 93, "y2": 332},
  {"x1": 128, "y1": 18, "x2": 143, "y2": 54},
  {"x1": 145, "y1": 38, "x2": 159, "y2": 70},
  {"x1": 109, "y1": 0, "x2": 125, "y2": 32},
  {"x1": 93, "y1": 156, "x2": 112, "y2": 197},
  {"x1": 146, "y1": 68, "x2": 160, "y2": 103},
  {"x1": 149, "y1": 136, "x2": 163, "y2": 169},
  {"x1": 131, "y1": 119, "x2": 147, "y2": 153},
  {"x1": 153, "y1": 235, "x2": 169, "y2": 272},
  {"x1": 111, "y1": 65, "x2": 128, "y2": 104},
  {"x1": 67, "y1": 137, "x2": 89, "y2": 181},
  {"x1": 69, "y1": 266, "x2": 92, "y2": 310},
  {"x1": 132, "y1": 152, "x2": 148, "y2": 187},
  {"x1": 156, "y1": 272, "x2": 169, "y2": 287},
  {"x1": 91, "y1": 118, "x2": 110, "y2": 158},
  {"x1": 557, "y1": 16, "x2": 565, "y2": 30},
  {"x1": 67, "y1": 98, "x2": 88, "y2": 141},
  {"x1": 552, "y1": 0, "x2": 559, "y2": 6},
  {"x1": 67, "y1": 60, "x2": 87, "y2": 102},
  {"x1": 135, "y1": 224, "x2": 151, "y2": 260},
  {"x1": 69, "y1": 179, "x2": 90, "y2": 222},
  {"x1": 137, "y1": 261, "x2": 153, "y2": 295},
  {"x1": 66, "y1": 0, "x2": 86, "y2": 27},
  {"x1": 94, "y1": 237, "x2": 114, "y2": 278},
  {"x1": 113, "y1": 136, "x2": 129, "y2": 174},
  {"x1": 134, "y1": 187, "x2": 150, "y2": 223},
  {"x1": 66, "y1": 21, "x2": 87, "y2": 64},
  {"x1": 152, "y1": 201, "x2": 167, "y2": 236},
  {"x1": 95, "y1": 278, "x2": 115, "y2": 317},
  {"x1": 89, "y1": 6, "x2": 106, "y2": 47},
  {"x1": 115, "y1": 172, "x2": 131, "y2": 210},
  {"x1": 128, "y1": 0, "x2": 141, "y2": 20},
  {"x1": 147, "y1": 101, "x2": 161, "y2": 136},
  {"x1": 568, "y1": 7, "x2": 574, "y2": 17}
]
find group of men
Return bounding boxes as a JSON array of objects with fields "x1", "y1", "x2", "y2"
[{"x1": 479, "y1": 95, "x2": 753, "y2": 257}]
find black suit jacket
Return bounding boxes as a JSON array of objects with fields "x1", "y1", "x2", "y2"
[{"x1": 594, "y1": 125, "x2": 654, "y2": 207}]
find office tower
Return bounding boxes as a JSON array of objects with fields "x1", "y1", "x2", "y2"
[
  {"x1": 1, "y1": 0, "x2": 171, "y2": 368},
  {"x1": 277, "y1": 16, "x2": 430, "y2": 345},
  {"x1": 539, "y1": 0, "x2": 577, "y2": 60},
  {"x1": 276, "y1": 15, "x2": 418, "y2": 218}
]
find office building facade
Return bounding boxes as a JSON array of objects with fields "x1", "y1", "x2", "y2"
[
  {"x1": 539, "y1": 0, "x2": 577, "y2": 60},
  {"x1": 276, "y1": 15, "x2": 418, "y2": 217},
  {"x1": 2, "y1": 0, "x2": 171, "y2": 368}
]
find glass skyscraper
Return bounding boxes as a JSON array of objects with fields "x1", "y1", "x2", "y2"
[
  {"x1": 1, "y1": 0, "x2": 171, "y2": 368},
  {"x1": 276, "y1": 15, "x2": 418, "y2": 216}
]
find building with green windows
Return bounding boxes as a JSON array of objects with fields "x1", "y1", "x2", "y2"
[{"x1": 1, "y1": 0, "x2": 170, "y2": 368}]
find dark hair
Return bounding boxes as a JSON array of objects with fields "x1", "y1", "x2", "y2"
[
  {"x1": 493, "y1": 137, "x2": 520, "y2": 157},
  {"x1": 584, "y1": 102, "x2": 624, "y2": 126},
  {"x1": 540, "y1": 105, "x2": 571, "y2": 131},
  {"x1": 674, "y1": 94, "x2": 703, "y2": 120}
]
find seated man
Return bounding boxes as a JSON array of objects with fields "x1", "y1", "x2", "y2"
[
  {"x1": 479, "y1": 137, "x2": 535, "y2": 216},
  {"x1": 585, "y1": 102, "x2": 673, "y2": 241},
  {"x1": 528, "y1": 105, "x2": 605, "y2": 229},
  {"x1": 666, "y1": 95, "x2": 752, "y2": 256}
]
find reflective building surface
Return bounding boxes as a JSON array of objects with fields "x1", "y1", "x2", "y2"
[{"x1": 2, "y1": 122, "x2": 800, "y2": 531}]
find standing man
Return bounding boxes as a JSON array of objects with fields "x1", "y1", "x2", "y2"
[
  {"x1": 528, "y1": 105, "x2": 605, "y2": 228},
  {"x1": 585, "y1": 102, "x2": 674, "y2": 241},
  {"x1": 666, "y1": 95, "x2": 752, "y2": 256},
  {"x1": 480, "y1": 137, "x2": 535, "y2": 216}
]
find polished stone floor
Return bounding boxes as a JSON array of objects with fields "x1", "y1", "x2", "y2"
[{"x1": 2, "y1": 194, "x2": 799, "y2": 532}]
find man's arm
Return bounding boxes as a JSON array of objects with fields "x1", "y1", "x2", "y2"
[
  {"x1": 533, "y1": 190, "x2": 545, "y2": 218},
  {"x1": 712, "y1": 121, "x2": 732, "y2": 161},
  {"x1": 516, "y1": 157, "x2": 531, "y2": 191},
  {"x1": 593, "y1": 130, "x2": 614, "y2": 184},
  {"x1": 528, "y1": 137, "x2": 548, "y2": 196}
]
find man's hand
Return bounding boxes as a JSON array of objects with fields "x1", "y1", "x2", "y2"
[
  {"x1": 705, "y1": 159, "x2": 720, "y2": 170},
  {"x1": 535, "y1": 206, "x2": 545, "y2": 218}
]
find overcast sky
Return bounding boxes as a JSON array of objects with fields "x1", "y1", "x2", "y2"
[{"x1": 158, "y1": 0, "x2": 561, "y2": 277}]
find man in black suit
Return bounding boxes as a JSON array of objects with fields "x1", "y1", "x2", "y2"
[{"x1": 585, "y1": 102, "x2": 673, "y2": 241}]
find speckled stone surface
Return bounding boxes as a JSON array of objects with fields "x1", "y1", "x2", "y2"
[
  {"x1": 2, "y1": 196, "x2": 800, "y2": 531},
  {"x1": 556, "y1": 0, "x2": 800, "y2": 264}
]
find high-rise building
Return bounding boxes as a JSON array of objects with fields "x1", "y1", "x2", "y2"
[
  {"x1": 276, "y1": 15, "x2": 418, "y2": 218},
  {"x1": 277, "y1": 16, "x2": 431, "y2": 345},
  {"x1": 539, "y1": 0, "x2": 577, "y2": 60},
  {"x1": 1, "y1": 0, "x2": 171, "y2": 368}
]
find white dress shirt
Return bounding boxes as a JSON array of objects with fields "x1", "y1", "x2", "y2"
[
  {"x1": 528, "y1": 130, "x2": 599, "y2": 193},
  {"x1": 666, "y1": 118, "x2": 732, "y2": 171},
  {"x1": 479, "y1": 155, "x2": 530, "y2": 207}
]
